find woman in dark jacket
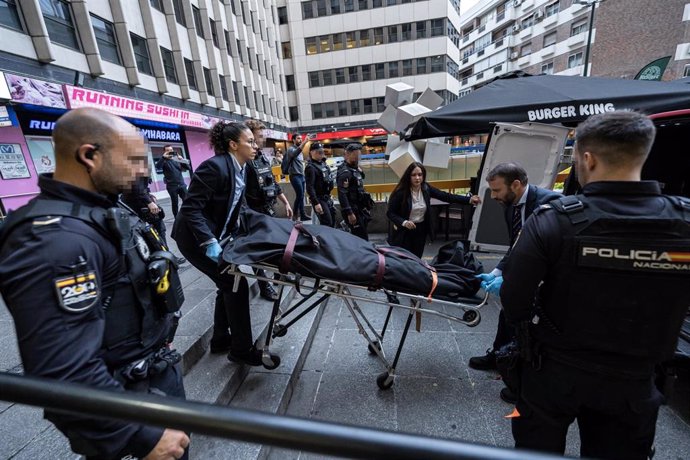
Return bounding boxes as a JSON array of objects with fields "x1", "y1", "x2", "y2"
[
  {"x1": 172, "y1": 121, "x2": 278, "y2": 367},
  {"x1": 387, "y1": 162, "x2": 481, "y2": 258}
]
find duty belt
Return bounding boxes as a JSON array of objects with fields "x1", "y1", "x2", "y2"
[{"x1": 117, "y1": 347, "x2": 181, "y2": 384}]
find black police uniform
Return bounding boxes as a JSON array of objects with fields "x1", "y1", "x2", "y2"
[
  {"x1": 305, "y1": 157, "x2": 336, "y2": 227},
  {"x1": 501, "y1": 181, "x2": 690, "y2": 460},
  {"x1": 121, "y1": 175, "x2": 167, "y2": 245},
  {"x1": 336, "y1": 162, "x2": 372, "y2": 240},
  {"x1": 245, "y1": 151, "x2": 284, "y2": 296},
  {"x1": 0, "y1": 174, "x2": 186, "y2": 460}
]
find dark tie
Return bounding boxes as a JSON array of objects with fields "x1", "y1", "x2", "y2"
[{"x1": 511, "y1": 203, "x2": 524, "y2": 243}]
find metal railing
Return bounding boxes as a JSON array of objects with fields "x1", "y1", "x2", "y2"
[{"x1": 0, "y1": 372, "x2": 567, "y2": 460}]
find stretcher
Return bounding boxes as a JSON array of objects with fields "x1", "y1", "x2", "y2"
[{"x1": 220, "y1": 263, "x2": 489, "y2": 389}]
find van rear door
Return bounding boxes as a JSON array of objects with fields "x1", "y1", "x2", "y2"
[{"x1": 469, "y1": 122, "x2": 570, "y2": 253}]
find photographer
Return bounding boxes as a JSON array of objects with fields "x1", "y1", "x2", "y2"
[{"x1": 155, "y1": 145, "x2": 190, "y2": 218}]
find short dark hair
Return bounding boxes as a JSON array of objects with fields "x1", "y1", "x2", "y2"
[
  {"x1": 163, "y1": 144, "x2": 172, "y2": 150},
  {"x1": 575, "y1": 111, "x2": 656, "y2": 166},
  {"x1": 245, "y1": 119, "x2": 266, "y2": 133},
  {"x1": 345, "y1": 143, "x2": 362, "y2": 152},
  {"x1": 209, "y1": 121, "x2": 250, "y2": 155},
  {"x1": 486, "y1": 162, "x2": 528, "y2": 186},
  {"x1": 291, "y1": 133, "x2": 301, "y2": 142}
]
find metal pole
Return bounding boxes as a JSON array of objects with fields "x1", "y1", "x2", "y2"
[
  {"x1": 582, "y1": 1, "x2": 597, "y2": 77},
  {"x1": 0, "y1": 372, "x2": 565, "y2": 460}
]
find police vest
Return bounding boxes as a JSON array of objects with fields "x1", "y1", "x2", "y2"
[
  {"x1": 308, "y1": 160, "x2": 333, "y2": 197},
  {"x1": 338, "y1": 164, "x2": 367, "y2": 209},
  {"x1": 0, "y1": 199, "x2": 183, "y2": 367},
  {"x1": 246, "y1": 155, "x2": 277, "y2": 211},
  {"x1": 535, "y1": 194, "x2": 690, "y2": 375}
]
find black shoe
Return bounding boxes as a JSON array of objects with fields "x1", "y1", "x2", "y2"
[
  {"x1": 209, "y1": 336, "x2": 232, "y2": 354},
  {"x1": 227, "y1": 346, "x2": 280, "y2": 368},
  {"x1": 469, "y1": 349, "x2": 497, "y2": 370},
  {"x1": 175, "y1": 256, "x2": 186, "y2": 265},
  {"x1": 500, "y1": 387, "x2": 518, "y2": 405},
  {"x1": 300, "y1": 214, "x2": 310, "y2": 221},
  {"x1": 260, "y1": 283, "x2": 279, "y2": 301}
]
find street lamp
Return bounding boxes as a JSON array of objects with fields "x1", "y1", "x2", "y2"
[{"x1": 576, "y1": 0, "x2": 605, "y2": 77}]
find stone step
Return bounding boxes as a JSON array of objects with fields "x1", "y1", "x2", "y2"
[{"x1": 189, "y1": 287, "x2": 328, "y2": 459}]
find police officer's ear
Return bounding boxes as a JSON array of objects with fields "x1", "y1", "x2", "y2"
[{"x1": 75, "y1": 144, "x2": 99, "y2": 173}]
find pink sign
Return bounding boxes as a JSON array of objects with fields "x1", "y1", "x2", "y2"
[{"x1": 64, "y1": 85, "x2": 220, "y2": 129}]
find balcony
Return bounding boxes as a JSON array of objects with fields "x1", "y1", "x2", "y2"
[{"x1": 567, "y1": 32, "x2": 586, "y2": 48}]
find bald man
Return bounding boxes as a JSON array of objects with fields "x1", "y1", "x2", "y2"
[{"x1": 0, "y1": 108, "x2": 190, "y2": 460}]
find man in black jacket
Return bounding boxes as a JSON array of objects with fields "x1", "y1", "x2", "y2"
[
  {"x1": 156, "y1": 145, "x2": 189, "y2": 218},
  {"x1": 337, "y1": 143, "x2": 371, "y2": 240},
  {"x1": 501, "y1": 111, "x2": 690, "y2": 460},
  {"x1": 469, "y1": 163, "x2": 561, "y2": 402}
]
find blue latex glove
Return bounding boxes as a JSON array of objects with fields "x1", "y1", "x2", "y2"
[
  {"x1": 205, "y1": 241, "x2": 222, "y2": 262},
  {"x1": 476, "y1": 273, "x2": 496, "y2": 284},
  {"x1": 483, "y1": 276, "x2": 503, "y2": 295}
]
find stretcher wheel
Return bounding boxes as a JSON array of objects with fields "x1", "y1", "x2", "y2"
[
  {"x1": 262, "y1": 355, "x2": 281, "y2": 370},
  {"x1": 367, "y1": 340, "x2": 382, "y2": 355},
  {"x1": 463, "y1": 310, "x2": 478, "y2": 324},
  {"x1": 376, "y1": 372, "x2": 394, "y2": 390},
  {"x1": 273, "y1": 324, "x2": 288, "y2": 338}
]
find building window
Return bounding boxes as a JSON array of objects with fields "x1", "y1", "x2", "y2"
[
  {"x1": 374, "y1": 27, "x2": 384, "y2": 45},
  {"x1": 401, "y1": 23, "x2": 411, "y2": 41},
  {"x1": 361, "y1": 64, "x2": 372, "y2": 81},
  {"x1": 254, "y1": 91, "x2": 261, "y2": 110},
  {"x1": 309, "y1": 71, "x2": 320, "y2": 87},
  {"x1": 387, "y1": 25, "x2": 399, "y2": 43},
  {"x1": 520, "y1": 43, "x2": 531, "y2": 57},
  {"x1": 324, "y1": 102, "x2": 335, "y2": 117},
  {"x1": 331, "y1": 0, "x2": 341, "y2": 14},
  {"x1": 402, "y1": 59, "x2": 413, "y2": 76},
  {"x1": 316, "y1": 0, "x2": 327, "y2": 16},
  {"x1": 344, "y1": 0, "x2": 354, "y2": 12},
  {"x1": 302, "y1": 1, "x2": 314, "y2": 19},
  {"x1": 305, "y1": 37, "x2": 317, "y2": 54},
  {"x1": 160, "y1": 47, "x2": 177, "y2": 83},
  {"x1": 338, "y1": 101, "x2": 348, "y2": 116},
  {"x1": 172, "y1": 0, "x2": 186, "y2": 26},
  {"x1": 359, "y1": 30, "x2": 370, "y2": 47},
  {"x1": 346, "y1": 31, "x2": 356, "y2": 49},
  {"x1": 333, "y1": 32, "x2": 344, "y2": 51},
  {"x1": 40, "y1": 0, "x2": 80, "y2": 50},
  {"x1": 684, "y1": 64, "x2": 690, "y2": 77},
  {"x1": 541, "y1": 61, "x2": 554, "y2": 75},
  {"x1": 232, "y1": 81, "x2": 240, "y2": 102},
  {"x1": 372, "y1": 0, "x2": 382, "y2": 7},
  {"x1": 312, "y1": 103, "x2": 322, "y2": 119},
  {"x1": 277, "y1": 6, "x2": 287, "y2": 24},
  {"x1": 319, "y1": 35, "x2": 331, "y2": 52},
  {"x1": 430, "y1": 18, "x2": 444, "y2": 37},
  {"x1": 224, "y1": 30, "x2": 232, "y2": 55},
  {"x1": 210, "y1": 20, "x2": 219, "y2": 47},
  {"x1": 244, "y1": 86, "x2": 251, "y2": 108},
  {"x1": 184, "y1": 58, "x2": 197, "y2": 89},
  {"x1": 416, "y1": 21, "x2": 427, "y2": 39},
  {"x1": 543, "y1": 31, "x2": 557, "y2": 47},
  {"x1": 192, "y1": 6, "x2": 204, "y2": 38},
  {"x1": 348, "y1": 66, "x2": 359, "y2": 82},
  {"x1": 230, "y1": 0, "x2": 236, "y2": 15},
  {"x1": 357, "y1": 0, "x2": 367, "y2": 10},
  {"x1": 430, "y1": 55, "x2": 444, "y2": 72},
  {"x1": 149, "y1": 0, "x2": 162, "y2": 11},
  {"x1": 545, "y1": 1, "x2": 560, "y2": 17},
  {"x1": 376, "y1": 96, "x2": 385, "y2": 112},
  {"x1": 130, "y1": 33, "x2": 152, "y2": 75},
  {"x1": 203, "y1": 67, "x2": 214, "y2": 95},
  {"x1": 219, "y1": 76, "x2": 229, "y2": 101},
  {"x1": 91, "y1": 15, "x2": 120, "y2": 64},
  {"x1": 388, "y1": 61, "x2": 399, "y2": 78},
  {"x1": 289, "y1": 106, "x2": 299, "y2": 121},
  {"x1": 285, "y1": 74, "x2": 296, "y2": 91},
  {"x1": 0, "y1": 0, "x2": 24, "y2": 30},
  {"x1": 363, "y1": 98, "x2": 373, "y2": 114},
  {"x1": 323, "y1": 69, "x2": 333, "y2": 86},
  {"x1": 568, "y1": 52, "x2": 583, "y2": 68},
  {"x1": 335, "y1": 68, "x2": 345, "y2": 84},
  {"x1": 375, "y1": 63, "x2": 385, "y2": 79},
  {"x1": 571, "y1": 19, "x2": 587, "y2": 36},
  {"x1": 281, "y1": 41, "x2": 292, "y2": 58},
  {"x1": 416, "y1": 57, "x2": 427, "y2": 74},
  {"x1": 350, "y1": 99, "x2": 360, "y2": 115}
]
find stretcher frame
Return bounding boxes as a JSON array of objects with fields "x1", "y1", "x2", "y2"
[{"x1": 221, "y1": 263, "x2": 489, "y2": 389}]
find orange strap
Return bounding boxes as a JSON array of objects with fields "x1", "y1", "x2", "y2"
[
  {"x1": 504, "y1": 408, "x2": 521, "y2": 419},
  {"x1": 427, "y1": 270, "x2": 438, "y2": 302}
]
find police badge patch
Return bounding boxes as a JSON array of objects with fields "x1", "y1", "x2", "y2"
[{"x1": 54, "y1": 271, "x2": 100, "y2": 312}]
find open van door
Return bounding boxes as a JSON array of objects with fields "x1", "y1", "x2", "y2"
[{"x1": 469, "y1": 122, "x2": 570, "y2": 253}]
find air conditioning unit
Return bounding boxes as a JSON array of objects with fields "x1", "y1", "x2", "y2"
[
  {"x1": 510, "y1": 51, "x2": 519, "y2": 60},
  {"x1": 512, "y1": 24, "x2": 521, "y2": 33},
  {"x1": 535, "y1": 10, "x2": 545, "y2": 20}
]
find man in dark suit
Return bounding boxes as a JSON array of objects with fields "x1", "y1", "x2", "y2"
[
  {"x1": 469, "y1": 163, "x2": 561, "y2": 403},
  {"x1": 156, "y1": 145, "x2": 190, "y2": 218}
]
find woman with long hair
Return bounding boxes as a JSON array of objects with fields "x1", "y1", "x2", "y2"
[
  {"x1": 172, "y1": 121, "x2": 279, "y2": 366},
  {"x1": 387, "y1": 162, "x2": 481, "y2": 258}
]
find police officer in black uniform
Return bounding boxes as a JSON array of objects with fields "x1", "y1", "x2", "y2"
[
  {"x1": 305, "y1": 142, "x2": 336, "y2": 227},
  {"x1": 337, "y1": 143, "x2": 372, "y2": 240},
  {"x1": 501, "y1": 111, "x2": 690, "y2": 460},
  {"x1": 0, "y1": 108, "x2": 189, "y2": 460},
  {"x1": 244, "y1": 120, "x2": 293, "y2": 300}
]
